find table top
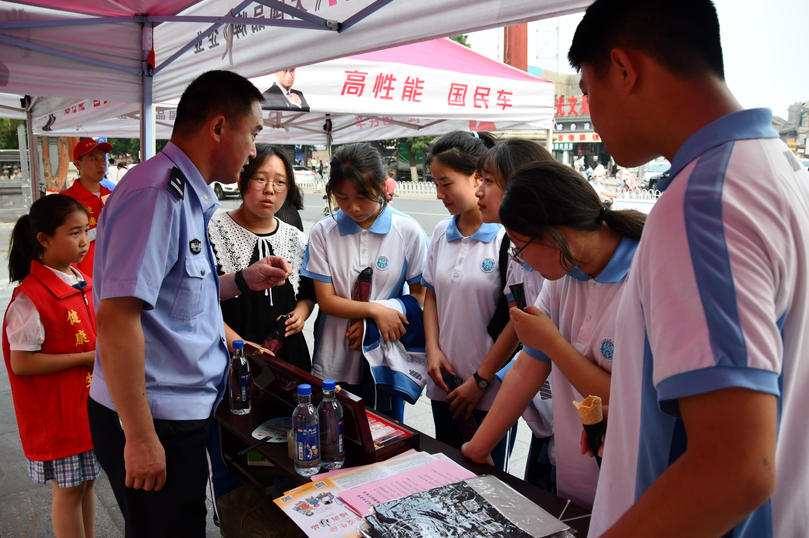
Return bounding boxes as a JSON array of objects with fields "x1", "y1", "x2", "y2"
[{"x1": 215, "y1": 394, "x2": 590, "y2": 536}]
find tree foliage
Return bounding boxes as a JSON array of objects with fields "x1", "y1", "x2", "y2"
[
  {"x1": 0, "y1": 119, "x2": 25, "y2": 149},
  {"x1": 450, "y1": 35, "x2": 471, "y2": 48}
]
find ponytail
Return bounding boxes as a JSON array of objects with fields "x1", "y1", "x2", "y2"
[
  {"x1": 9, "y1": 214, "x2": 35, "y2": 283},
  {"x1": 601, "y1": 206, "x2": 645, "y2": 241},
  {"x1": 8, "y1": 194, "x2": 88, "y2": 283}
]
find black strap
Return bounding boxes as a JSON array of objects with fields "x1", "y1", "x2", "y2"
[{"x1": 486, "y1": 236, "x2": 512, "y2": 343}]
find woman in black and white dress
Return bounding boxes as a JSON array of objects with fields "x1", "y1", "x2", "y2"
[{"x1": 208, "y1": 144, "x2": 315, "y2": 371}]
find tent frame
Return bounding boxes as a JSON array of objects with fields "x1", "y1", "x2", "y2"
[{"x1": 0, "y1": 0, "x2": 389, "y2": 179}]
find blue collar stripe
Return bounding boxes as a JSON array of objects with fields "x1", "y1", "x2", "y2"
[
  {"x1": 446, "y1": 216, "x2": 501, "y2": 242},
  {"x1": 566, "y1": 236, "x2": 639, "y2": 283},
  {"x1": 662, "y1": 108, "x2": 777, "y2": 192},
  {"x1": 335, "y1": 205, "x2": 392, "y2": 236}
]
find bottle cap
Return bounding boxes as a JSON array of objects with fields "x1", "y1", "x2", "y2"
[
  {"x1": 233, "y1": 340, "x2": 244, "y2": 349},
  {"x1": 322, "y1": 379, "x2": 336, "y2": 391},
  {"x1": 297, "y1": 384, "x2": 312, "y2": 396}
]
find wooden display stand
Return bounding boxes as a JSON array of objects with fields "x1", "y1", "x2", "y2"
[{"x1": 216, "y1": 348, "x2": 419, "y2": 495}]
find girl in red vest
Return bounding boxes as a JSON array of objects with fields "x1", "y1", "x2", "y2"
[{"x1": 3, "y1": 194, "x2": 99, "y2": 538}]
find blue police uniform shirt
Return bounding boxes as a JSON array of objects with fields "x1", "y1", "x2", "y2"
[{"x1": 89, "y1": 142, "x2": 229, "y2": 421}]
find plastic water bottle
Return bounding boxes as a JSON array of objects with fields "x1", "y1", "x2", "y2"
[
  {"x1": 293, "y1": 384, "x2": 321, "y2": 476},
  {"x1": 229, "y1": 340, "x2": 251, "y2": 415},
  {"x1": 318, "y1": 379, "x2": 345, "y2": 470}
]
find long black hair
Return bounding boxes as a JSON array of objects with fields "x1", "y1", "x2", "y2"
[
  {"x1": 476, "y1": 137, "x2": 554, "y2": 190},
  {"x1": 239, "y1": 144, "x2": 303, "y2": 210},
  {"x1": 426, "y1": 131, "x2": 497, "y2": 175},
  {"x1": 326, "y1": 143, "x2": 387, "y2": 213},
  {"x1": 500, "y1": 161, "x2": 646, "y2": 271},
  {"x1": 8, "y1": 194, "x2": 88, "y2": 283}
]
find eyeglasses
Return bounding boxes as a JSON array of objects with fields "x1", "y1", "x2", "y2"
[
  {"x1": 508, "y1": 236, "x2": 536, "y2": 264},
  {"x1": 251, "y1": 178, "x2": 288, "y2": 192}
]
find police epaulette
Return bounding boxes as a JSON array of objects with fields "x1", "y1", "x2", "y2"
[{"x1": 168, "y1": 167, "x2": 185, "y2": 200}]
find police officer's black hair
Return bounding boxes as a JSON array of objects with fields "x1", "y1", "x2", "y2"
[
  {"x1": 477, "y1": 138, "x2": 554, "y2": 190},
  {"x1": 8, "y1": 195, "x2": 88, "y2": 283},
  {"x1": 173, "y1": 70, "x2": 265, "y2": 139},
  {"x1": 426, "y1": 131, "x2": 497, "y2": 176},
  {"x1": 326, "y1": 143, "x2": 387, "y2": 215},
  {"x1": 568, "y1": 0, "x2": 725, "y2": 80},
  {"x1": 499, "y1": 161, "x2": 646, "y2": 271},
  {"x1": 239, "y1": 144, "x2": 303, "y2": 210}
]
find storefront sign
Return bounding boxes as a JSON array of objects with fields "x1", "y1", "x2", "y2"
[
  {"x1": 553, "y1": 142, "x2": 574, "y2": 151},
  {"x1": 555, "y1": 133, "x2": 601, "y2": 143}
]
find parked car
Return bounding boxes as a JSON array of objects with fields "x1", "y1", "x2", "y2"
[
  {"x1": 639, "y1": 161, "x2": 671, "y2": 190},
  {"x1": 211, "y1": 181, "x2": 239, "y2": 200},
  {"x1": 293, "y1": 165, "x2": 316, "y2": 181}
]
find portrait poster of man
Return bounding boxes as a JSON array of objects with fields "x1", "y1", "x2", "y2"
[{"x1": 262, "y1": 68, "x2": 310, "y2": 112}]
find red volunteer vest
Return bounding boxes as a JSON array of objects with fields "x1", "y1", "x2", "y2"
[
  {"x1": 2, "y1": 261, "x2": 96, "y2": 461},
  {"x1": 61, "y1": 179, "x2": 111, "y2": 277}
]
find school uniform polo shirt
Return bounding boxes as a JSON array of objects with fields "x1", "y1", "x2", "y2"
[
  {"x1": 89, "y1": 142, "x2": 229, "y2": 421},
  {"x1": 302, "y1": 207, "x2": 428, "y2": 385},
  {"x1": 522, "y1": 237, "x2": 638, "y2": 509},
  {"x1": 421, "y1": 216, "x2": 505, "y2": 410},
  {"x1": 589, "y1": 109, "x2": 809, "y2": 538}
]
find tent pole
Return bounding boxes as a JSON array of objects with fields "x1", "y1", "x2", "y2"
[
  {"x1": 24, "y1": 96, "x2": 41, "y2": 202},
  {"x1": 140, "y1": 21, "x2": 155, "y2": 160}
]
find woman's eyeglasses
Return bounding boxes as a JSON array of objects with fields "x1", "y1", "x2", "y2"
[
  {"x1": 251, "y1": 178, "x2": 288, "y2": 192},
  {"x1": 508, "y1": 236, "x2": 536, "y2": 263}
]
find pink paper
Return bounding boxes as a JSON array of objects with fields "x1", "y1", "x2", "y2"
[
  {"x1": 338, "y1": 459, "x2": 476, "y2": 516},
  {"x1": 311, "y1": 449, "x2": 418, "y2": 482}
]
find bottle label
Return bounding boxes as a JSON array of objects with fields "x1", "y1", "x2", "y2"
[
  {"x1": 239, "y1": 372, "x2": 251, "y2": 402},
  {"x1": 337, "y1": 418, "x2": 344, "y2": 453},
  {"x1": 296, "y1": 425, "x2": 319, "y2": 462}
]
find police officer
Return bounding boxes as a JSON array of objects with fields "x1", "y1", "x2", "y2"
[{"x1": 87, "y1": 71, "x2": 290, "y2": 537}]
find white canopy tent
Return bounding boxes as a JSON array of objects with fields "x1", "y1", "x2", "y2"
[
  {"x1": 33, "y1": 38, "x2": 556, "y2": 145},
  {"x1": 0, "y1": 0, "x2": 590, "y2": 197}
]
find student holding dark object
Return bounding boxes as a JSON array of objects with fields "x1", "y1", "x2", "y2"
[
  {"x1": 462, "y1": 161, "x2": 645, "y2": 510},
  {"x1": 302, "y1": 143, "x2": 428, "y2": 421},
  {"x1": 208, "y1": 143, "x2": 315, "y2": 371},
  {"x1": 421, "y1": 131, "x2": 517, "y2": 471},
  {"x1": 474, "y1": 137, "x2": 556, "y2": 490}
]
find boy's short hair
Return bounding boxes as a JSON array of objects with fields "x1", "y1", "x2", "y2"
[
  {"x1": 173, "y1": 70, "x2": 264, "y2": 139},
  {"x1": 568, "y1": 0, "x2": 724, "y2": 80}
]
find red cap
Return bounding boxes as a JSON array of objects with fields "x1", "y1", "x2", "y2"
[{"x1": 73, "y1": 138, "x2": 112, "y2": 161}]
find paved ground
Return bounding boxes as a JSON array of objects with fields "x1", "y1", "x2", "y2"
[{"x1": 0, "y1": 191, "x2": 533, "y2": 537}]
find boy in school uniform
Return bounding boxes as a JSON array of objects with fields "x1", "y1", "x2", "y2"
[{"x1": 568, "y1": 1, "x2": 809, "y2": 537}]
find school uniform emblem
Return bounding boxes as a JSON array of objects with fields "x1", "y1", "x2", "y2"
[
  {"x1": 376, "y1": 256, "x2": 390, "y2": 270},
  {"x1": 189, "y1": 238, "x2": 202, "y2": 255},
  {"x1": 480, "y1": 257, "x2": 496, "y2": 273},
  {"x1": 600, "y1": 338, "x2": 615, "y2": 360}
]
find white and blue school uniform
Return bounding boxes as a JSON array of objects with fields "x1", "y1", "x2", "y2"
[
  {"x1": 589, "y1": 109, "x2": 809, "y2": 538},
  {"x1": 421, "y1": 216, "x2": 506, "y2": 410},
  {"x1": 301, "y1": 207, "x2": 428, "y2": 385},
  {"x1": 523, "y1": 237, "x2": 638, "y2": 510}
]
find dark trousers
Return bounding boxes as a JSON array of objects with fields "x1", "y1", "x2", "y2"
[
  {"x1": 88, "y1": 397, "x2": 210, "y2": 538},
  {"x1": 525, "y1": 434, "x2": 556, "y2": 494},
  {"x1": 430, "y1": 399, "x2": 518, "y2": 472},
  {"x1": 340, "y1": 357, "x2": 405, "y2": 423}
]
